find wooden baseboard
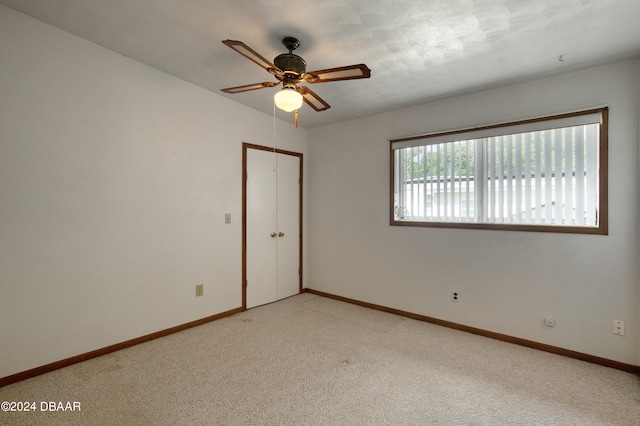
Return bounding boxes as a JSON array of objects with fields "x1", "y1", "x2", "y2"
[
  {"x1": 304, "y1": 288, "x2": 640, "y2": 374},
  {"x1": 4, "y1": 290, "x2": 637, "y2": 387},
  {"x1": 0, "y1": 306, "x2": 244, "y2": 388}
]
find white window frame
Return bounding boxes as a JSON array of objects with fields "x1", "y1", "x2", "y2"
[{"x1": 390, "y1": 107, "x2": 608, "y2": 234}]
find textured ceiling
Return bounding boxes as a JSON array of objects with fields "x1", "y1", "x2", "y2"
[{"x1": 2, "y1": 0, "x2": 640, "y2": 128}]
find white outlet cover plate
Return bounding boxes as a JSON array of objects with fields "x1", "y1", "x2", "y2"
[{"x1": 613, "y1": 320, "x2": 625, "y2": 336}]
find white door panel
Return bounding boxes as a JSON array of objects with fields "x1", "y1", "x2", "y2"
[
  {"x1": 246, "y1": 149, "x2": 277, "y2": 309},
  {"x1": 275, "y1": 153, "x2": 300, "y2": 301}
]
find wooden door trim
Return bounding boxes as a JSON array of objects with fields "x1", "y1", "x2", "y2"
[{"x1": 242, "y1": 143, "x2": 303, "y2": 310}]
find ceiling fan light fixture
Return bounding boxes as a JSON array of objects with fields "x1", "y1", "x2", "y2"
[{"x1": 274, "y1": 87, "x2": 303, "y2": 112}]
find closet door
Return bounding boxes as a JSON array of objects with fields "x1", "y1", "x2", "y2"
[
  {"x1": 244, "y1": 144, "x2": 301, "y2": 309},
  {"x1": 275, "y1": 152, "x2": 300, "y2": 301},
  {"x1": 246, "y1": 148, "x2": 277, "y2": 309}
]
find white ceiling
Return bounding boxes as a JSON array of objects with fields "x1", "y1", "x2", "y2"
[{"x1": 2, "y1": 0, "x2": 640, "y2": 129}]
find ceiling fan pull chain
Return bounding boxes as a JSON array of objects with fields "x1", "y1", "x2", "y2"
[{"x1": 295, "y1": 110, "x2": 299, "y2": 128}]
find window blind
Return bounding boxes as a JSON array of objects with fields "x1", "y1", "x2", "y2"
[{"x1": 392, "y1": 108, "x2": 606, "y2": 230}]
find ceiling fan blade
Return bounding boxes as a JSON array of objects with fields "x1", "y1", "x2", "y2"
[
  {"x1": 297, "y1": 86, "x2": 331, "y2": 111},
  {"x1": 221, "y1": 81, "x2": 279, "y2": 93},
  {"x1": 222, "y1": 39, "x2": 279, "y2": 72},
  {"x1": 303, "y1": 64, "x2": 371, "y2": 83}
]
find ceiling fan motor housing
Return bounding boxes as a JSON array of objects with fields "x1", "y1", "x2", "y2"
[{"x1": 274, "y1": 53, "x2": 306, "y2": 75}]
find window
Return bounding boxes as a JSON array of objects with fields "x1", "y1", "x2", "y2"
[{"x1": 390, "y1": 107, "x2": 608, "y2": 234}]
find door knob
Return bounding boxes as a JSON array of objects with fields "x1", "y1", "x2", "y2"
[
  {"x1": 278, "y1": 232, "x2": 285, "y2": 237},
  {"x1": 271, "y1": 232, "x2": 277, "y2": 238}
]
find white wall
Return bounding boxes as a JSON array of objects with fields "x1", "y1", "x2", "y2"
[
  {"x1": 308, "y1": 59, "x2": 640, "y2": 365},
  {"x1": 637, "y1": 65, "x2": 640, "y2": 364},
  {"x1": 0, "y1": 5, "x2": 307, "y2": 378}
]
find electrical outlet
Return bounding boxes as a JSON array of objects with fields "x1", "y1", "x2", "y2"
[
  {"x1": 195, "y1": 284, "x2": 204, "y2": 297},
  {"x1": 544, "y1": 318, "x2": 555, "y2": 327},
  {"x1": 452, "y1": 291, "x2": 460, "y2": 302},
  {"x1": 613, "y1": 320, "x2": 625, "y2": 336}
]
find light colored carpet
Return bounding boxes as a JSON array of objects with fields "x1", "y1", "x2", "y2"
[{"x1": 1, "y1": 293, "x2": 639, "y2": 425}]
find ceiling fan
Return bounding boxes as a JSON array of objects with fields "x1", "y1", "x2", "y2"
[{"x1": 221, "y1": 37, "x2": 371, "y2": 112}]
